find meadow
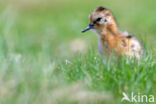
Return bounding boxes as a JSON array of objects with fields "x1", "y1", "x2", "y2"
[{"x1": 0, "y1": 0, "x2": 155, "y2": 104}]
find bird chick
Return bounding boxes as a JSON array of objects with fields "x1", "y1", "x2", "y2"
[{"x1": 82, "y1": 6, "x2": 143, "y2": 59}]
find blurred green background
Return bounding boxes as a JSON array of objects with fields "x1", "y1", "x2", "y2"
[
  {"x1": 0, "y1": 0, "x2": 155, "y2": 57},
  {"x1": 0, "y1": 0, "x2": 155, "y2": 104}
]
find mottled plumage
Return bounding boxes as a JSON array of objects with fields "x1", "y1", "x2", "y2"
[{"x1": 82, "y1": 6, "x2": 143, "y2": 59}]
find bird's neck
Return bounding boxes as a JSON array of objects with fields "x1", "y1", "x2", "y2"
[{"x1": 100, "y1": 22, "x2": 120, "y2": 39}]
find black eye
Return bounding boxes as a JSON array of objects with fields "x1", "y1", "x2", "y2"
[{"x1": 96, "y1": 17, "x2": 102, "y2": 22}]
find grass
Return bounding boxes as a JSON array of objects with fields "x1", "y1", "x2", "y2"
[{"x1": 0, "y1": 0, "x2": 156, "y2": 104}]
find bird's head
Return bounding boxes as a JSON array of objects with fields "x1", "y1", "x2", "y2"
[{"x1": 82, "y1": 6, "x2": 115, "y2": 34}]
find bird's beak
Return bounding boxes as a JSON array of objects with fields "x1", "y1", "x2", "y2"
[{"x1": 81, "y1": 24, "x2": 94, "y2": 33}]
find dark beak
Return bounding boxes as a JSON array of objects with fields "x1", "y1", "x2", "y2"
[{"x1": 81, "y1": 24, "x2": 94, "y2": 33}]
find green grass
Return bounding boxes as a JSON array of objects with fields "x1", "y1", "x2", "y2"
[{"x1": 0, "y1": 0, "x2": 155, "y2": 104}]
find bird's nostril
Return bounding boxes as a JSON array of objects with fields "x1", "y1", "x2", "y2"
[{"x1": 89, "y1": 24, "x2": 94, "y2": 27}]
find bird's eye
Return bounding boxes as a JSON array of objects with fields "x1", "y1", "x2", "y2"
[{"x1": 96, "y1": 17, "x2": 102, "y2": 22}]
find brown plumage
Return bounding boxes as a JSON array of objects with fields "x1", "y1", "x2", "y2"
[{"x1": 82, "y1": 6, "x2": 143, "y2": 59}]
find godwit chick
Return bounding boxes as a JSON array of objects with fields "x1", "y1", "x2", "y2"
[{"x1": 82, "y1": 6, "x2": 143, "y2": 59}]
